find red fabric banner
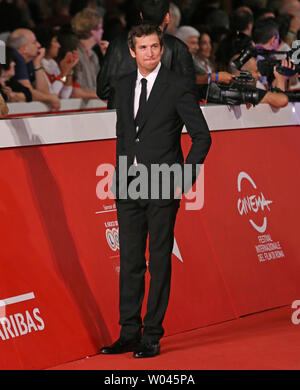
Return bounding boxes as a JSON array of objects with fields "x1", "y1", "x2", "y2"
[{"x1": 0, "y1": 126, "x2": 299, "y2": 369}]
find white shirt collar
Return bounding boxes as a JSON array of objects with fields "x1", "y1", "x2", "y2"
[{"x1": 137, "y1": 62, "x2": 161, "y2": 84}]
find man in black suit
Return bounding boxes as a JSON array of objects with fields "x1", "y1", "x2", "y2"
[
  {"x1": 97, "y1": 0, "x2": 196, "y2": 109},
  {"x1": 100, "y1": 23, "x2": 211, "y2": 358}
]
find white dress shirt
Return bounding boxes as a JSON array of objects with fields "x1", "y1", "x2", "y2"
[
  {"x1": 134, "y1": 61, "x2": 161, "y2": 118},
  {"x1": 133, "y1": 62, "x2": 161, "y2": 165}
]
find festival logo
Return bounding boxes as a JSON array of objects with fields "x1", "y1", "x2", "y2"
[
  {"x1": 237, "y1": 171, "x2": 272, "y2": 233},
  {"x1": 237, "y1": 171, "x2": 285, "y2": 263}
]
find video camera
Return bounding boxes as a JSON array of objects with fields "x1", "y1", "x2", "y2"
[
  {"x1": 232, "y1": 44, "x2": 300, "y2": 84},
  {"x1": 205, "y1": 69, "x2": 300, "y2": 105},
  {"x1": 206, "y1": 70, "x2": 267, "y2": 106}
]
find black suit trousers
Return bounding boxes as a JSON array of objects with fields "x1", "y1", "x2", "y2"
[{"x1": 116, "y1": 198, "x2": 180, "y2": 343}]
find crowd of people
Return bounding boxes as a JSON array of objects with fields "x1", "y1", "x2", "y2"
[{"x1": 0, "y1": 0, "x2": 300, "y2": 117}]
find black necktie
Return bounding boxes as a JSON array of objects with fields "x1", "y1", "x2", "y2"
[{"x1": 135, "y1": 78, "x2": 147, "y2": 128}]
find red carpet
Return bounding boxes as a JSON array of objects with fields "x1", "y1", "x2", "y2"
[{"x1": 48, "y1": 305, "x2": 300, "y2": 370}]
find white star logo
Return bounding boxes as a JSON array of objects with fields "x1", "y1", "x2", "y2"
[{"x1": 172, "y1": 237, "x2": 183, "y2": 263}]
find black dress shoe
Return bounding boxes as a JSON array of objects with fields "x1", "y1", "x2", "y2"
[
  {"x1": 133, "y1": 341, "x2": 160, "y2": 358},
  {"x1": 100, "y1": 338, "x2": 140, "y2": 354}
]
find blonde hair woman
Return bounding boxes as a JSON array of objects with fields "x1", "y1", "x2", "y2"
[{"x1": 72, "y1": 8, "x2": 108, "y2": 91}]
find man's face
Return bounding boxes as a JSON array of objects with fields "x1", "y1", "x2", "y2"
[
  {"x1": 91, "y1": 21, "x2": 104, "y2": 42},
  {"x1": 272, "y1": 33, "x2": 280, "y2": 50},
  {"x1": 24, "y1": 31, "x2": 41, "y2": 60},
  {"x1": 185, "y1": 36, "x2": 199, "y2": 57},
  {"x1": 130, "y1": 33, "x2": 163, "y2": 76}
]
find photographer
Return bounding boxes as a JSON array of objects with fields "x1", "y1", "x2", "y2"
[
  {"x1": 252, "y1": 18, "x2": 280, "y2": 89},
  {"x1": 229, "y1": 56, "x2": 289, "y2": 108},
  {"x1": 228, "y1": 25, "x2": 300, "y2": 101},
  {"x1": 203, "y1": 30, "x2": 288, "y2": 108}
]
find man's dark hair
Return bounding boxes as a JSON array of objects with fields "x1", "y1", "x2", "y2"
[
  {"x1": 140, "y1": 0, "x2": 170, "y2": 26},
  {"x1": 35, "y1": 27, "x2": 58, "y2": 53},
  {"x1": 276, "y1": 13, "x2": 293, "y2": 42},
  {"x1": 128, "y1": 23, "x2": 164, "y2": 51},
  {"x1": 231, "y1": 9, "x2": 254, "y2": 33},
  {"x1": 252, "y1": 18, "x2": 279, "y2": 44},
  {"x1": 56, "y1": 31, "x2": 80, "y2": 63}
]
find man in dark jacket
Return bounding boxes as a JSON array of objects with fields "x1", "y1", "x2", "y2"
[
  {"x1": 97, "y1": 0, "x2": 196, "y2": 109},
  {"x1": 100, "y1": 23, "x2": 211, "y2": 359}
]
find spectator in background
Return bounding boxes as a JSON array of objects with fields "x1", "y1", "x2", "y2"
[
  {"x1": 175, "y1": 26, "x2": 233, "y2": 85},
  {"x1": 175, "y1": 26, "x2": 200, "y2": 64},
  {"x1": 256, "y1": 8, "x2": 276, "y2": 21},
  {"x1": 214, "y1": 6, "x2": 254, "y2": 72},
  {"x1": 69, "y1": 0, "x2": 90, "y2": 16},
  {"x1": 103, "y1": 0, "x2": 140, "y2": 30},
  {"x1": 252, "y1": 18, "x2": 280, "y2": 88},
  {"x1": 172, "y1": 0, "x2": 193, "y2": 25},
  {"x1": 216, "y1": 30, "x2": 254, "y2": 72},
  {"x1": 197, "y1": 28, "x2": 215, "y2": 74},
  {"x1": 17, "y1": 0, "x2": 36, "y2": 29},
  {"x1": 69, "y1": 0, "x2": 106, "y2": 18},
  {"x1": 86, "y1": 0, "x2": 106, "y2": 18},
  {"x1": 0, "y1": 46, "x2": 32, "y2": 102},
  {"x1": 254, "y1": 17, "x2": 280, "y2": 48},
  {"x1": 231, "y1": 6, "x2": 254, "y2": 42},
  {"x1": 278, "y1": 0, "x2": 300, "y2": 43},
  {"x1": 0, "y1": 0, "x2": 28, "y2": 34},
  {"x1": 234, "y1": 0, "x2": 263, "y2": 18},
  {"x1": 7, "y1": 28, "x2": 61, "y2": 110},
  {"x1": 0, "y1": 92, "x2": 9, "y2": 117},
  {"x1": 56, "y1": 30, "x2": 99, "y2": 99},
  {"x1": 191, "y1": 0, "x2": 229, "y2": 30},
  {"x1": 206, "y1": 8, "x2": 230, "y2": 31},
  {"x1": 275, "y1": 13, "x2": 293, "y2": 58},
  {"x1": 103, "y1": 10, "x2": 127, "y2": 42},
  {"x1": 44, "y1": 0, "x2": 71, "y2": 28},
  {"x1": 72, "y1": 7, "x2": 108, "y2": 92},
  {"x1": 36, "y1": 27, "x2": 79, "y2": 99},
  {"x1": 166, "y1": 2, "x2": 181, "y2": 36}
]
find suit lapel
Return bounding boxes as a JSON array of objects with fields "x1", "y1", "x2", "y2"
[
  {"x1": 125, "y1": 71, "x2": 138, "y2": 135},
  {"x1": 136, "y1": 65, "x2": 169, "y2": 136}
]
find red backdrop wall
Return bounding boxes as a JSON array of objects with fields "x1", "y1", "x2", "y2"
[{"x1": 0, "y1": 125, "x2": 299, "y2": 369}]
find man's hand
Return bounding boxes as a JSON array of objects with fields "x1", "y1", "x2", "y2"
[
  {"x1": 196, "y1": 71, "x2": 234, "y2": 85},
  {"x1": 33, "y1": 47, "x2": 46, "y2": 68},
  {"x1": 48, "y1": 94, "x2": 61, "y2": 111},
  {"x1": 273, "y1": 58, "x2": 297, "y2": 91},
  {"x1": 98, "y1": 40, "x2": 109, "y2": 56},
  {"x1": 217, "y1": 71, "x2": 234, "y2": 84},
  {"x1": 59, "y1": 51, "x2": 80, "y2": 76}
]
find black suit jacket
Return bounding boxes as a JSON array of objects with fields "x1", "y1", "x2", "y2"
[
  {"x1": 113, "y1": 64, "x2": 211, "y2": 205},
  {"x1": 97, "y1": 32, "x2": 196, "y2": 109}
]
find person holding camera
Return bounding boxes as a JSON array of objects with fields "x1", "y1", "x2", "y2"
[
  {"x1": 229, "y1": 56, "x2": 289, "y2": 108},
  {"x1": 252, "y1": 18, "x2": 281, "y2": 89}
]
